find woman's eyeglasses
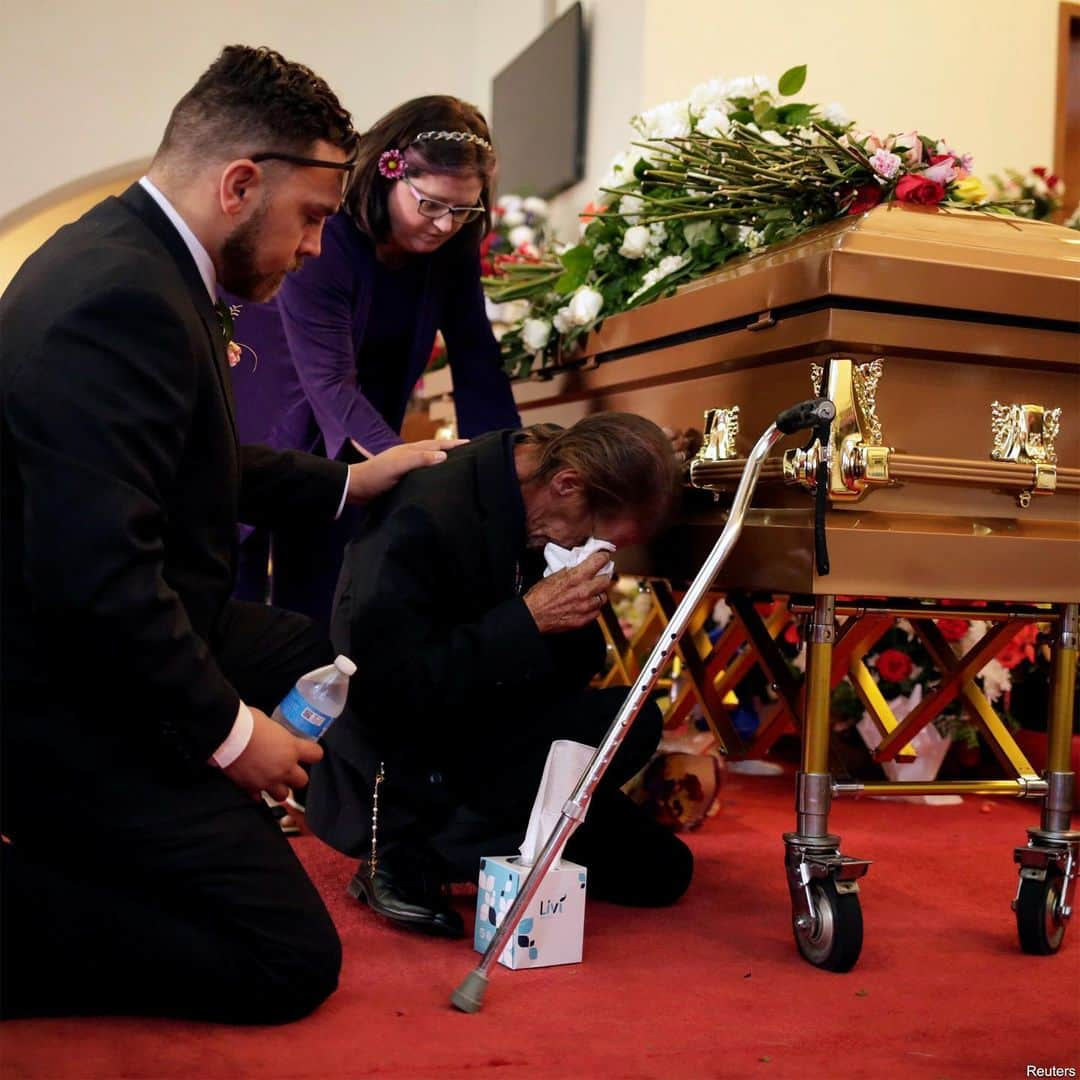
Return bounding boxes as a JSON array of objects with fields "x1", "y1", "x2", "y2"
[{"x1": 403, "y1": 177, "x2": 485, "y2": 225}]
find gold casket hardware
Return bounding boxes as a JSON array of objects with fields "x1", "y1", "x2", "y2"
[
  {"x1": 689, "y1": 367, "x2": 1078, "y2": 504},
  {"x1": 991, "y1": 401, "x2": 1061, "y2": 507},
  {"x1": 700, "y1": 406, "x2": 740, "y2": 461},
  {"x1": 781, "y1": 357, "x2": 893, "y2": 501}
]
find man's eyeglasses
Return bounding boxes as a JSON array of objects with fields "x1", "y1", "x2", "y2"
[
  {"x1": 250, "y1": 151, "x2": 358, "y2": 174},
  {"x1": 403, "y1": 177, "x2": 485, "y2": 225}
]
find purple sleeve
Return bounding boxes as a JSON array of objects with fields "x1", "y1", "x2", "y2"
[
  {"x1": 276, "y1": 215, "x2": 402, "y2": 459},
  {"x1": 440, "y1": 253, "x2": 521, "y2": 437}
]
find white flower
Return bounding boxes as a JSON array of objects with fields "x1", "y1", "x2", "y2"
[
  {"x1": 567, "y1": 285, "x2": 604, "y2": 326},
  {"x1": 683, "y1": 219, "x2": 717, "y2": 247},
  {"x1": 695, "y1": 107, "x2": 731, "y2": 138},
  {"x1": 722, "y1": 75, "x2": 772, "y2": 99},
  {"x1": 521, "y1": 318, "x2": 552, "y2": 352},
  {"x1": 759, "y1": 128, "x2": 789, "y2": 146},
  {"x1": 618, "y1": 194, "x2": 646, "y2": 225},
  {"x1": 977, "y1": 658, "x2": 1012, "y2": 705},
  {"x1": 522, "y1": 196, "x2": 548, "y2": 218},
  {"x1": 485, "y1": 298, "x2": 530, "y2": 325},
  {"x1": 496, "y1": 194, "x2": 523, "y2": 213},
  {"x1": 645, "y1": 221, "x2": 668, "y2": 259},
  {"x1": 553, "y1": 306, "x2": 575, "y2": 334},
  {"x1": 592, "y1": 242, "x2": 611, "y2": 260},
  {"x1": 596, "y1": 149, "x2": 646, "y2": 203},
  {"x1": 627, "y1": 254, "x2": 690, "y2": 304},
  {"x1": 501, "y1": 208, "x2": 526, "y2": 227},
  {"x1": 508, "y1": 224, "x2": 536, "y2": 248},
  {"x1": 822, "y1": 102, "x2": 850, "y2": 128},
  {"x1": 723, "y1": 224, "x2": 755, "y2": 246},
  {"x1": 619, "y1": 225, "x2": 650, "y2": 259},
  {"x1": 746, "y1": 230, "x2": 765, "y2": 250},
  {"x1": 689, "y1": 79, "x2": 732, "y2": 117},
  {"x1": 632, "y1": 99, "x2": 692, "y2": 140}
]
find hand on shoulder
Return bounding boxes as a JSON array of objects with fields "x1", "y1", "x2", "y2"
[{"x1": 345, "y1": 438, "x2": 467, "y2": 504}]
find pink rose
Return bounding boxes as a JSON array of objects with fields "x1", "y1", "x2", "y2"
[
  {"x1": 921, "y1": 154, "x2": 959, "y2": 185},
  {"x1": 892, "y1": 131, "x2": 923, "y2": 166},
  {"x1": 226, "y1": 341, "x2": 242, "y2": 368}
]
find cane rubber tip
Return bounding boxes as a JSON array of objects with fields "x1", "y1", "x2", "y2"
[{"x1": 451, "y1": 970, "x2": 488, "y2": 1013}]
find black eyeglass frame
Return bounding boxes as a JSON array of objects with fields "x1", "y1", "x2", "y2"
[
  {"x1": 250, "y1": 151, "x2": 358, "y2": 173},
  {"x1": 402, "y1": 176, "x2": 486, "y2": 225}
]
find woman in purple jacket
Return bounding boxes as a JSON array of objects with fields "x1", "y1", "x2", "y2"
[{"x1": 240, "y1": 96, "x2": 520, "y2": 627}]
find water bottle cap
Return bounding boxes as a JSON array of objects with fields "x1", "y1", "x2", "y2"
[{"x1": 334, "y1": 654, "x2": 357, "y2": 677}]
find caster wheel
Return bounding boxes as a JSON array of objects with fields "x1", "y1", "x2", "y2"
[
  {"x1": 1016, "y1": 868, "x2": 1067, "y2": 955},
  {"x1": 792, "y1": 877, "x2": 863, "y2": 972}
]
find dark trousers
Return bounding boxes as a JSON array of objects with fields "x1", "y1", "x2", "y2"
[
  {"x1": 309, "y1": 687, "x2": 693, "y2": 908},
  {"x1": 0, "y1": 602, "x2": 341, "y2": 1024}
]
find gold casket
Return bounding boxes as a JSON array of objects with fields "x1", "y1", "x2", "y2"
[
  {"x1": 422, "y1": 205, "x2": 1080, "y2": 968},
  {"x1": 486, "y1": 204, "x2": 1079, "y2": 602}
]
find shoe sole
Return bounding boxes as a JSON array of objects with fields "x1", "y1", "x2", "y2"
[{"x1": 346, "y1": 875, "x2": 464, "y2": 939}]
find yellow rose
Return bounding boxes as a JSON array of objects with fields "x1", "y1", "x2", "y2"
[{"x1": 954, "y1": 176, "x2": 988, "y2": 204}]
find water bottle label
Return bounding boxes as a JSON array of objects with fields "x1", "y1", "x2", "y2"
[{"x1": 277, "y1": 687, "x2": 333, "y2": 739}]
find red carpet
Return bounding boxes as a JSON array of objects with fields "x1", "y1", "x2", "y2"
[{"x1": 2, "y1": 771, "x2": 1078, "y2": 1080}]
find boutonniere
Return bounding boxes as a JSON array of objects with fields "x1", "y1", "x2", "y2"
[{"x1": 214, "y1": 300, "x2": 254, "y2": 369}]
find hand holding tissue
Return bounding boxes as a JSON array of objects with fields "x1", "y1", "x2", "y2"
[{"x1": 542, "y1": 537, "x2": 615, "y2": 579}]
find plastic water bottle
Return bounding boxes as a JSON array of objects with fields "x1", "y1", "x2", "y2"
[{"x1": 271, "y1": 655, "x2": 357, "y2": 740}]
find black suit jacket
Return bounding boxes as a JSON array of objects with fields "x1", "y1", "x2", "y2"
[
  {"x1": 311, "y1": 431, "x2": 603, "y2": 851},
  {"x1": 0, "y1": 183, "x2": 346, "y2": 828}
]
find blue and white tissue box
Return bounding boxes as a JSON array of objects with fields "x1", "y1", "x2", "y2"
[{"x1": 474, "y1": 856, "x2": 587, "y2": 969}]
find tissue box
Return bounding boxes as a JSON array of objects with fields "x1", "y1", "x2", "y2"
[{"x1": 474, "y1": 856, "x2": 587, "y2": 969}]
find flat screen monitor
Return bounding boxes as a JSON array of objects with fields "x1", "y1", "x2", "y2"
[{"x1": 491, "y1": 3, "x2": 586, "y2": 199}]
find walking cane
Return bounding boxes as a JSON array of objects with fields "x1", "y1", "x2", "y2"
[{"x1": 451, "y1": 397, "x2": 836, "y2": 1013}]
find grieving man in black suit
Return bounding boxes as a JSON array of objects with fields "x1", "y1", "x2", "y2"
[
  {"x1": 307, "y1": 414, "x2": 694, "y2": 937},
  {"x1": 0, "y1": 45, "x2": 457, "y2": 1023}
]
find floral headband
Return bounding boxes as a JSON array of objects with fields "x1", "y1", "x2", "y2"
[{"x1": 377, "y1": 129, "x2": 494, "y2": 180}]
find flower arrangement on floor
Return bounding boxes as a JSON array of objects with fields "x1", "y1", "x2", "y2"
[
  {"x1": 988, "y1": 166, "x2": 1066, "y2": 221},
  {"x1": 484, "y1": 64, "x2": 1021, "y2": 379}
]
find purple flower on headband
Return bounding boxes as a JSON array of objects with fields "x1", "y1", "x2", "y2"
[{"x1": 378, "y1": 149, "x2": 406, "y2": 180}]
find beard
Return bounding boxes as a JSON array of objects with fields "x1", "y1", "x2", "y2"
[{"x1": 219, "y1": 200, "x2": 297, "y2": 302}]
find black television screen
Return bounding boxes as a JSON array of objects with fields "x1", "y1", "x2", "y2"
[{"x1": 491, "y1": 3, "x2": 585, "y2": 199}]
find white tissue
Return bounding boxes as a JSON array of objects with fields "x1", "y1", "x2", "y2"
[
  {"x1": 518, "y1": 739, "x2": 597, "y2": 868},
  {"x1": 542, "y1": 537, "x2": 616, "y2": 579}
]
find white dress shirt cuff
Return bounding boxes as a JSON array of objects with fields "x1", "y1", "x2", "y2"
[
  {"x1": 334, "y1": 472, "x2": 350, "y2": 520},
  {"x1": 211, "y1": 701, "x2": 255, "y2": 768}
]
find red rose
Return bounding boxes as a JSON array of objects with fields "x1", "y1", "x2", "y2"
[
  {"x1": 847, "y1": 183, "x2": 883, "y2": 216},
  {"x1": 997, "y1": 625, "x2": 1038, "y2": 669},
  {"x1": 876, "y1": 649, "x2": 913, "y2": 683},
  {"x1": 937, "y1": 618, "x2": 970, "y2": 642},
  {"x1": 895, "y1": 174, "x2": 946, "y2": 206}
]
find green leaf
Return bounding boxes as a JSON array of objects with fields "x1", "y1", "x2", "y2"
[
  {"x1": 729, "y1": 109, "x2": 753, "y2": 125},
  {"x1": 778, "y1": 65, "x2": 807, "y2": 96},
  {"x1": 777, "y1": 103, "x2": 812, "y2": 126},
  {"x1": 553, "y1": 244, "x2": 594, "y2": 295}
]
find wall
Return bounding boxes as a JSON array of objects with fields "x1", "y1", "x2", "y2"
[
  {"x1": 641, "y1": 0, "x2": 1061, "y2": 186},
  {"x1": 0, "y1": 0, "x2": 1065, "y2": 273},
  {"x1": 0, "y1": 0, "x2": 489, "y2": 224}
]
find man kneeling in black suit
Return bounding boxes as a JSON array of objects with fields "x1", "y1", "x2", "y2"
[{"x1": 306, "y1": 413, "x2": 694, "y2": 936}]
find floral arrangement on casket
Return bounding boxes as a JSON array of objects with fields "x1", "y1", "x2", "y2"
[{"x1": 486, "y1": 64, "x2": 1019, "y2": 379}]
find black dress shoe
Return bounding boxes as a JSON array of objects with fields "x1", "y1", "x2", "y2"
[{"x1": 346, "y1": 859, "x2": 464, "y2": 939}]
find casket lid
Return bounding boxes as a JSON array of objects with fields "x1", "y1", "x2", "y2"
[{"x1": 586, "y1": 204, "x2": 1080, "y2": 358}]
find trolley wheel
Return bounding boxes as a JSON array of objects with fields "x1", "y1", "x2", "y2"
[
  {"x1": 792, "y1": 878, "x2": 863, "y2": 972},
  {"x1": 1016, "y1": 867, "x2": 1067, "y2": 955}
]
